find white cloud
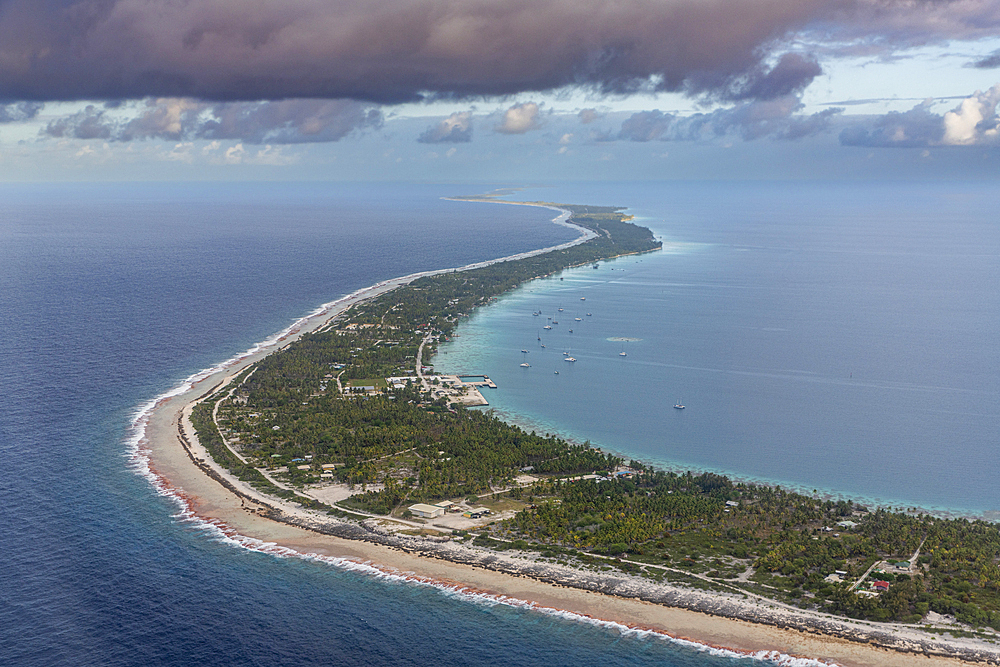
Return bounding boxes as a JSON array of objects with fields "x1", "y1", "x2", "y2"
[
  {"x1": 166, "y1": 142, "x2": 195, "y2": 162},
  {"x1": 224, "y1": 143, "x2": 245, "y2": 164},
  {"x1": 840, "y1": 86, "x2": 1000, "y2": 148},
  {"x1": 942, "y1": 86, "x2": 1000, "y2": 145},
  {"x1": 496, "y1": 102, "x2": 542, "y2": 134},
  {"x1": 418, "y1": 111, "x2": 473, "y2": 143}
]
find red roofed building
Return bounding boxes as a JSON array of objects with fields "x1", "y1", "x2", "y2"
[{"x1": 872, "y1": 580, "x2": 890, "y2": 592}]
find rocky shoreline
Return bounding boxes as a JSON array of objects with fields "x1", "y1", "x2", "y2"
[
  {"x1": 176, "y1": 408, "x2": 1000, "y2": 665},
  {"x1": 147, "y1": 197, "x2": 999, "y2": 667}
]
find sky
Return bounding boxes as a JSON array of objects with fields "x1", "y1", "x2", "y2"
[{"x1": 2, "y1": 0, "x2": 1000, "y2": 181}]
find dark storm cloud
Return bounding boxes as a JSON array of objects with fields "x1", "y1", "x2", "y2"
[
  {"x1": 42, "y1": 98, "x2": 381, "y2": 143},
  {"x1": 0, "y1": 101, "x2": 43, "y2": 122},
  {"x1": 838, "y1": 100, "x2": 946, "y2": 147},
  {"x1": 3, "y1": 0, "x2": 996, "y2": 104},
  {"x1": 198, "y1": 100, "x2": 383, "y2": 143},
  {"x1": 617, "y1": 96, "x2": 840, "y2": 142},
  {"x1": 45, "y1": 105, "x2": 114, "y2": 139},
  {"x1": 687, "y1": 53, "x2": 823, "y2": 101},
  {"x1": 617, "y1": 110, "x2": 675, "y2": 142},
  {"x1": 971, "y1": 49, "x2": 1000, "y2": 68}
]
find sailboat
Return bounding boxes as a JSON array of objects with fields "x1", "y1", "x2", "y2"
[{"x1": 674, "y1": 399, "x2": 685, "y2": 409}]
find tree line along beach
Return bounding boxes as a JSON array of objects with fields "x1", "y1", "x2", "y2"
[{"x1": 140, "y1": 198, "x2": 1000, "y2": 667}]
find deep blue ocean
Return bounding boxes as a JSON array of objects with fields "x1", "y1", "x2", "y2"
[{"x1": 0, "y1": 182, "x2": 781, "y2": 667}]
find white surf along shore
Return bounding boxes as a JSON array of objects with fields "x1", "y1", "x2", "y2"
[{"x1": 131, "y1": 199, "x2": 999, "y2": 667}]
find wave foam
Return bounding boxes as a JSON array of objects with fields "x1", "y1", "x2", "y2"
[
  {"x1": 123, "y1": 214, "x2": 838, "y2": 667},
  {"x1": 129, "y1": 429, "x2": 839, "y2": 667}
]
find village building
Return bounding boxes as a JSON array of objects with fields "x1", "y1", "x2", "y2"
[{"x1": 408, "y1": 503, "x2": 445, "y2": 518}]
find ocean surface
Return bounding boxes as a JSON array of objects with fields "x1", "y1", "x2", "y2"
[
  {"x1": 439, "y1": 182, "x2": 999, "y2": 518},
  {"x1": 0, "y1": 181, "x2": 794, "y2": 667}
]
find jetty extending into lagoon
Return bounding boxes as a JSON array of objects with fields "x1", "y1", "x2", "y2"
[{"x1": 142, "y1": 198, "x2": 1000, "y2": 667}]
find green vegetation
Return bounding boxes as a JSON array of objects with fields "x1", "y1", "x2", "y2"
[
  {"x1": 491, "y1": 467, "x2": 1000, "y2": 628},
  {"x1": 190, "y1": 201, "x2": 1000, "y2": 633},
  {"x1": 197, "y1": 203, "x2": 650, "y2": 508}
]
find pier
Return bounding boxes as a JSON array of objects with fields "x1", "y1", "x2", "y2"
[{"x1": 457, "y1": 375, "x2": 497, "y2": 389}]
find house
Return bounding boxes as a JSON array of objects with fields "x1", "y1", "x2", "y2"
[
  {"x1": 408, "y1": 503, "x2": 445, "y2": 518},
  {"x1": 872, "y1": 580, "x2": 890, "y2": 592},
  {"x1": 836, "y1": 520, "x2": 859, "y2": 529}
]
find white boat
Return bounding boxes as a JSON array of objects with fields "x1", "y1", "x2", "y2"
[
  {"x1": 580, "y1": 297, "x2": 586, "y2": 300},
  {"x1": 619, "y1": 351, "x2": 627, "y2": 357},
  {"x1": 574, "y1": 318, "x2": 582, "y2": 321},
  {"x1": 520, "y1": 363, "x2": 530, "y2": 368},
  {"x1": 543, "y1": 325, "x2": 552, "y2": 330},
  {"x1": 564, "y1": 357, "x2": 576, "y2": 362},
  {"x1": 674, "y1": 400, "x2": 685, "y2": 409}
]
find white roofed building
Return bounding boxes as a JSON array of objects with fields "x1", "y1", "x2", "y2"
[{"x1": 408, "y1": 503, "x2": 445, "y2": 518}]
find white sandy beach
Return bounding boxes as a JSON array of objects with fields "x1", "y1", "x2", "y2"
[{"x1": 135, "y1": 202, "x2": 999, "y2": 667}]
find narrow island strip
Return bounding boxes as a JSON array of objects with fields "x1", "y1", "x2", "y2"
[{"x1": 137, "y1": 198, "x2": 1000, "y2": 667}]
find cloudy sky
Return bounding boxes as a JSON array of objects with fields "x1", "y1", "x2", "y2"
[{"x1": 1, "y1": 0, "x2": 1000, "y2": 180}]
